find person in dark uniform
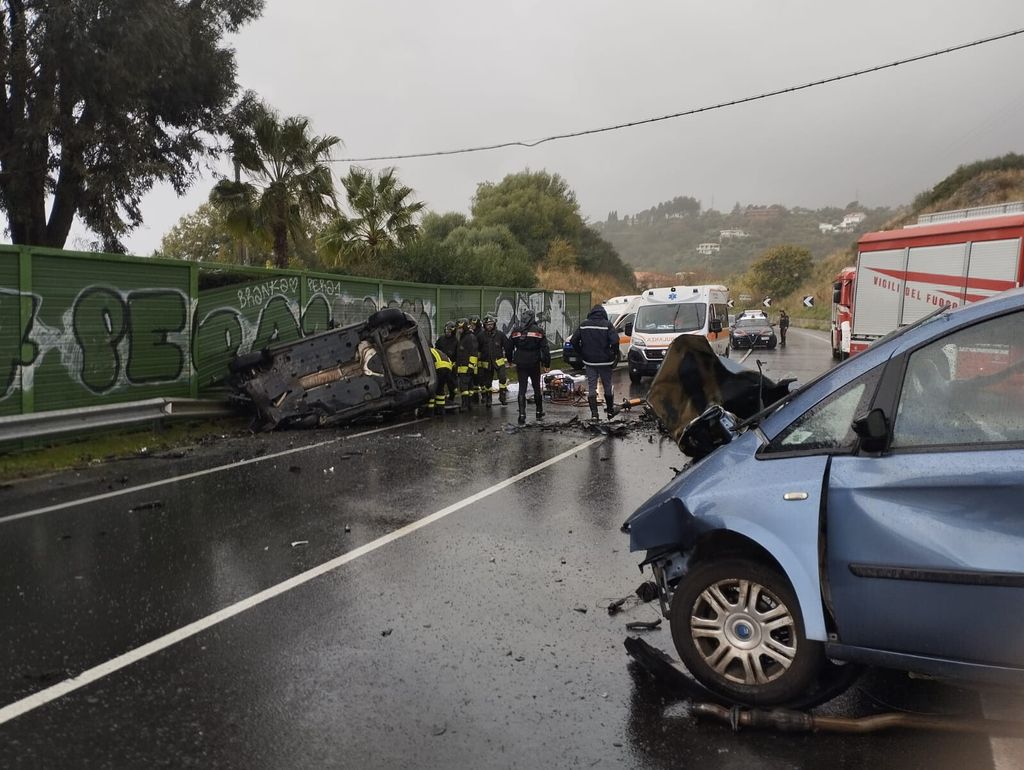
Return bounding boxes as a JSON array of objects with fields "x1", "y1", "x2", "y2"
[
  {"x1": 476, "y1": 314, "x2": 510, "y2": 406},
  {"x1": 435, "y1": 321, "x2": 460, "y2": 410},
  {"x1": 508, "y1": 309, "x2": 550, "y2": 425},
  {"x1": 779, "y1": 310, "x2": 790, "y2": 347},
  {"x1": 571, "y1": 305, "x2": 620, "y2": 420},
  {"x1": 467, "y1": 314, "x2": 483, "y2": 402},
  {"x1": 455, "y1": 317, "x2": 479, "y2": 411}
]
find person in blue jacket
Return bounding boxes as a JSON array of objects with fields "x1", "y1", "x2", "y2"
[{"x1": 571, "y1": 305, "x2": 620, "y2": 419}]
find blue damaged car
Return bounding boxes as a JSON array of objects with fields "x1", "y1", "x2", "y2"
[{"x1": 623, "y1": 287, "x2": 1024, "y2": 705}]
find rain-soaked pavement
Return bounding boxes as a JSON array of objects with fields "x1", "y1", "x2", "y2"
[{"x1": 0, "y1": 328, "x2": 1020, "y2": 768}]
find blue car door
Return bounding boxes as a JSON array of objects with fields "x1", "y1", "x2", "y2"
[{"x1": 826, "y1": 308, "x2": 1024, "y2": 667}]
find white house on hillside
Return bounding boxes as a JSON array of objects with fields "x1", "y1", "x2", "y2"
[{"x1": 696, "y1": 242, "x2": 721, "y2": 255}]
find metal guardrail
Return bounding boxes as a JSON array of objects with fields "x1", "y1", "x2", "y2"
[
  {"x1": 0, "y1": 397, "x2": 235, "y2": 445},
  {"x1": 915, "y1": 202, "x2": 1024, "y2": 226}
]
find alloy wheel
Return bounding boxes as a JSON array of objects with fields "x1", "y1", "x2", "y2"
[{"x1": 689, "y1": 578, "x2": 797, "y2": 686}]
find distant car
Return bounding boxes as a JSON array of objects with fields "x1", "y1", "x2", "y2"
[
  {"x1": 730, "y1": 317, "x2": 777, "y2": 349},
  {"x1": 227, "y1": 309, "x2": 436, "y2": 430},
  {"x1": 624, "y1": 287, "x2": 1024, "y2": 705}
]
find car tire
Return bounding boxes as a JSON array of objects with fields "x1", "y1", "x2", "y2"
[
  {"x1": 366, "y1": 307, "x2": 409, "y2": 331},
  {"x1": 629, "y1": 368, "x2": 642, "y2": 384},
  {"x1": 228, "y1": 349, "x2": 270, "y2": 373},
  {"x1": 669, "y1": 558, "x2": 824, "y2": 706}
]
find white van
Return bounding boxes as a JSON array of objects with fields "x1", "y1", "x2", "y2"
[
  {"x1": 601, "y1": 294, "x2": 642, "y2": 325},
  {"x1": 626, "y1": 285, "x2": 730, "y2": 383}
]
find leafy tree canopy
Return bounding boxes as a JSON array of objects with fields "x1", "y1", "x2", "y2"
[
  {"x1": 380, "y1": 222, "x2": 535, "y2": 288},
  {"x1": 471, "y1": 170, "x2": 583, "y2": 262},
  {"x1": 748, "y1": 245, "x2": 813, "y2": 299},
  {"x1": 0, "y1": 0, "x2": 264, "y2": 250}
]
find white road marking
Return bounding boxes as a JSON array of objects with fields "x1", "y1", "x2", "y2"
[
  {"x1": 982, "y1": 690, "x2": 1024, "y2": 770},
  {"x1": 0, "y1": 419, "x2": 428, "y2": 526},
  {"x1": 0, "y1": 436, "x2": 604, "y2": 726}
]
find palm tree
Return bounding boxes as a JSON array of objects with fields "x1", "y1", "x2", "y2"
[
  {"x1": 319, "y1": 167, "x2": 425, "y2": 269},
  {"x1": 211, "y1": 107, "x2": 340, "y2": 268}
]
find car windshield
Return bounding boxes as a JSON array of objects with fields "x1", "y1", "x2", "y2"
[
  {"x1": 635, "y1": 303, "x2": 706, "y2": 333},
  {"x1": 738, "y1": 303, "x2": 955, "y2": 430},
  {"x1": 734, "y1": 319, "x2": 767, "y2": 328}
]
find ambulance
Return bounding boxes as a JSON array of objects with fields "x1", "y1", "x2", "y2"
[
  {"x1": 626, "y1": 285, "x2": 730, "y2": 384},
  {"x1": 601, "y1": 294, "x2": 642, "y2": 325}
]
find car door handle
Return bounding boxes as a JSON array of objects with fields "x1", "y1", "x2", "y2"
[{"x1": 783, "y1": 492, "x2": 808, "y2": 501}]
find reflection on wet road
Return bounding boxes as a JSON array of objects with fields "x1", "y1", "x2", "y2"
[{"x1": 0, "y1": 328, "x2": 1017, "y2": 768}]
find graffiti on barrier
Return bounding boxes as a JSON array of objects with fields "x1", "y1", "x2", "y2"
[
  {"x1": 0, "y1": 286, "x2": 190, "y2": 403},
  {"x1": 490, "y1": 290, "x2": 576, "y2": 348},
  {"x1": 1, "y1": 260, "x2": 585, "y2": 412}
]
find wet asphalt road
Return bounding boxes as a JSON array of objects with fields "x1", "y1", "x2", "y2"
[{"x1": 0, "y1": 328, "x2": 1017, "y2": 768}]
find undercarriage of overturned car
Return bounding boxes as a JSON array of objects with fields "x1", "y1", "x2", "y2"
[{"x1": 227, "y1": 309, "x2": 436, "y2": 431}]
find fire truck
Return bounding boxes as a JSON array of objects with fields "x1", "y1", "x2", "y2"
[
  {"x1": 836, "y1": 203, "x2": 1024, "y2": 357},
  {"x1": 830, "y1": 266, "x2": 856, "y2": 359}
]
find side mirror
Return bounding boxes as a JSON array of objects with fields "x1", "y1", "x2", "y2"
[
  {"x1": 710, "y1": 319, "x2": 723, "y2": 333},
  {"x1": 852, "y1": 408, "x2": 889, "y2": 452},
  {"x1": 624, "y1": 322, "x2": 633, "y2": 337}
]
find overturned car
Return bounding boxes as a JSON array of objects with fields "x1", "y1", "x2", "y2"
[{"x1": 228, "y1": 308, "x2": 436, "y2": 430}]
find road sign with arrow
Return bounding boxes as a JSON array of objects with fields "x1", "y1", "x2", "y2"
[
  {"x1": 803, "y1": 295, "x2": 815, "y2": 308},
  {"x1": 762, "y1": 297, "x2": 773, "y2": 308}
]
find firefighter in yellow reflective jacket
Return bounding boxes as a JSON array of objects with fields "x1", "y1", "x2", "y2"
[
  {"x1": 476, "y1": 314, "x2": 510, "y2": 406},
  {"x1": 435, "y1": 321, "x2": 460, "y2": 410},
  {"x1": 455, "y1": 317, "x2": 479, "y2": 411},
  {"x1": 429, "y1": 347, "x2": 456, "y2": 416}
]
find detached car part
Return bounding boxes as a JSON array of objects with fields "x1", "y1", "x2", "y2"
[
  {"x1": 645, "y1": 335, "x2": 794, "y2": 451},
  {"x1": 228, "y1": 309, "x2": 436, "y2": 430}
]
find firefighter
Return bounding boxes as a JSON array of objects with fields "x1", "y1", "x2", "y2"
[
  {"x1": 435, "y1": 321, "x2": 460, "y2": 410},
  {"x1": 429, "y1": 347, "x2": 456, "y2": 416},
  {"x1": 467, "y1": 314, "x2": 483, "y2": 402},
  {"x1": 508, "y1": 309, "x2": 550, "y2": 425},
  {"x1": 476, "y1": 314, "x2": 510, "y2": 407},
  {"x1": 455, "y1": 317, "x2": 479, "y2": 411}
]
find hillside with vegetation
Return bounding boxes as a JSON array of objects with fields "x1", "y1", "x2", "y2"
[
  {"x1": 732, "y1": 153, "x2": 1024, "y2": 322},
  {"x1": 595, "y1": 197, "x2": 896, "y2": 277}
]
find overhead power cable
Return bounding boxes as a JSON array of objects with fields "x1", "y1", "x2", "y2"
[{"x1": 336, "y1": 26, "x2": 1024, "y2": 163}]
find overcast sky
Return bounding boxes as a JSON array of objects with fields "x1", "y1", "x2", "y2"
[{"x1": 81, "y1": 1, "x2": 1024, "y2": 254}]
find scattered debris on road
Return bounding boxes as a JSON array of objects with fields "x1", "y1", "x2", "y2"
[
  {"x1": 129, "y1": 501, "x2": 163, "y2": 512},
  {"x1": 625, "y1": 619, "x2": 662, "y2": 632},
  {"x1": 381, "y1": 628, "x2": 393, "y2": 637},
  {"x1": 290, "y1": 540, "x2": 308, "y2": 547}
]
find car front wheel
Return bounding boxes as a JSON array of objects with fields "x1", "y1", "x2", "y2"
[{"x1": 669, "y1": 559, "x2": 823, "y2": 706}]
